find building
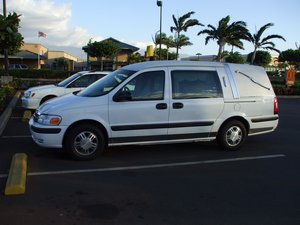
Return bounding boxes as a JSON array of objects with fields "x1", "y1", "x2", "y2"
[
  {"x1": 1, "y1": 38, "x2": 139, "y2": 71},
  {"x1": 83, "y1": 37, "x2": 139, "y2": 71},
  {"x1": 0, "y1": 43, "x2": 79, "y2": 70}
]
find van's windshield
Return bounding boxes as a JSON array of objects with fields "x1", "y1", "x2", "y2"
[{"x1": 77, "y1": 69, "x2": 136, "y2": 97}]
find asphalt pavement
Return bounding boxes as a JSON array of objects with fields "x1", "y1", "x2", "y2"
[{"x1": 0, "y1": 97, "x2": 299, "y2": 225}]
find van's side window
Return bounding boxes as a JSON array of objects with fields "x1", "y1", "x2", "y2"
[
  {"x1": 120, "y1": 71, "x2": 165, "y2": 101},
  {"x1": 171, "y1": 70, "x2": 223, "y2": 99}
]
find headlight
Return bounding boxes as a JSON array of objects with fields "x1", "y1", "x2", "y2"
[
  {"x1": 35, "y1": 113, "x2": 62, "y2": 126},
  {"x1": 24, "y1": 91, "x2": 35, "y2": 98},
  {"x1": 23, "y1": 91, "x2": 31, "y2": 98}
]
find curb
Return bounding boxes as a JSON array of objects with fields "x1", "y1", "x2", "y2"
[
  {"x1": 0, "y1": 90, "x2": 21, "y2": 136},
  {"x1": 277, "y1": 95, "x2": 300, "y2": 99},
  {"x1": 4, "y1": 153, "x2": 28, "y2": 195}
]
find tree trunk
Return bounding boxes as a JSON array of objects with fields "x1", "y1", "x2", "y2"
[
  {"x1": 251, "y1": 48, "x2": 257, "y2": 64},
  {"x1": 217, "y1": 44, "x2": 224, "y2": 62},
  {"x1": 166, "y1": 47, "x2": 169, "y2": 60},
  {"x1": 100, "y1": 59, "x2": 104, "y2": 71}
]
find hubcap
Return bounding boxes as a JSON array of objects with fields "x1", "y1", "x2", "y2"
[
  {"x1": 74, "y1": 131, "x2": 98, "y2": 156},
  {"x1": 226, "y1": 126, "x2": 242, "y2": 147}
]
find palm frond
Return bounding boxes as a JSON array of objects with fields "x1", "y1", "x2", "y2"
[
  {"x1": 260, "y1": 41, "x2": 275, "y2": 48},
  {"x1": 256, "y1": 23, "x2": 274, "y2": 39},
  {"x1": 261, "y1": 34, "x2": 286, "y2": 43},
  {"x1": 178, "y1": 11, "x2": 195, "y2": 25},
  {"x1": 184, "y1": 19, "x2": 203, "y2": 31},
  {"x1": 262, "y1": 46, "x2": 281, "y2": 53}
]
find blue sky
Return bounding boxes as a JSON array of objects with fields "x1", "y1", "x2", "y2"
[{"x1": 1, "y1": 0, "x2": 299, "y2": 59}]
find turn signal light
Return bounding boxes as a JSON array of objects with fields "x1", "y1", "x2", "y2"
[{"x1": 50, "y1": 117, "x2": 61, "y2": 125}]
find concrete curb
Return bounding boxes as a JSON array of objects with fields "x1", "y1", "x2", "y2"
[
  {"x1": 277, "y1": 95, "x2": 300, "y2": 99},
  {"x1": 0, "y1": 90, "x2": 21, "y2": 136},
  {"x1": 4, "y1": 153, "x2": 28, "y2": 195}
]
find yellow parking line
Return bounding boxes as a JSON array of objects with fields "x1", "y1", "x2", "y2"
[{"x1": 4, "y1": 153, "x2": 28, "y2": 195}]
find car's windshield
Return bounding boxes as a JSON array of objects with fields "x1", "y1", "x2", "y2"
[
  {"x1": 56, "y1": 72, "x2": 86, "y2": 87},
  {"x1": 77, "y1": 69, "x2": 136, "y2": 97}
]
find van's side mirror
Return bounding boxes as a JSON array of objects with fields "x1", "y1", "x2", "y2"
[{"x1": 113, "y1": 91, "x2": 132, "y2": 102}]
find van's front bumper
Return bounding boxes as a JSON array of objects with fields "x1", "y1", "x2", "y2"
[{"x1": 29, "y1": 118, "x2": 66, "y2": 148}]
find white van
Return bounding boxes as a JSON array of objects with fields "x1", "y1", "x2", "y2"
[{"x1": 29, "y1": 61, "x2": 279, "y2": 160}]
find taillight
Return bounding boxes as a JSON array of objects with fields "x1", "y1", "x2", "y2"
[{"x1": 274, "y1": 97, "x2": 279, "y2": 114}]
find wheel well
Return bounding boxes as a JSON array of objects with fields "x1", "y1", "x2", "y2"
[
  {"x1": 63, "y1": 120, "x2": 108, "y2": 148},
  {"x1": 218, "y1": 116, "x2": 250, "y2": 135},
  {"x1": 40, "y1": 95, "x2": 57, "y2": 105}
]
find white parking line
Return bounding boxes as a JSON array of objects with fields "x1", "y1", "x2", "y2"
[{"x1": 0, "y1": 154, "x2": 286, "y2": 178}]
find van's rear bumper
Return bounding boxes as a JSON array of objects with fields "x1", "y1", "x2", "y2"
[{"x1": 248, "y1": 115, "x2": 279, "y2": 135}]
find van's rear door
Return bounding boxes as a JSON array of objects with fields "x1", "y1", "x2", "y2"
[{"x1": 168, "y1": 67, "x2": 224, "y2": 138}]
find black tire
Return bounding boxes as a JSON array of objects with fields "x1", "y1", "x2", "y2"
[
  {"x1": 40, "y1": 95, "x2": 56, "y2": 105},
  {"x1": 217, "y1": 120, "x2": 247, "y2": 151},
  {"x1": 65, "y1": 124, "x2": 105, "y2": 160}
]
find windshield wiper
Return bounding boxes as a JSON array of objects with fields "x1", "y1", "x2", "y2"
[{"x1": 235, "y1": 70, "x2": 271, "y2": 90}]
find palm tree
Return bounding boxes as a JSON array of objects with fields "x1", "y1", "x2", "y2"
[
  {"x1": 247, "y1": 23, "x2": 286, "y2": 64},
  {"x1": 173, "y1": 34, "x2": 192, "y2": 57},
  {"x1": 152, "y1": 32, "x2": 167, "y2": 59},
  {"x1": 162, "y1": 35, "x2": 175, "y2": 60},
  {"x1": 198, "y1": 15, "x2": 248, "y2": 62},
  {"x1": 170, "y1": 11, "x2": 203, "y2": 59}
]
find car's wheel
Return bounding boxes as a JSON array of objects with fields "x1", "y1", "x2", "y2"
[
  {"x1": 217, "y1": 120, "x2": 247, "y2": 151},
  {"x1": 65, "y1": 124, "x2": 105, "y2": 160}
]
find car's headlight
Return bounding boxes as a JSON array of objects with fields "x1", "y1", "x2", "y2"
[
  {"x1": 35, "y1": 113, "x2": 62, "y2": 126},
  {"x1": 23, "y1": 91, "x2": 31, "y2": 98},
  {"x1": 24, "y1": 91, "x2": 35, "y2": 98}
]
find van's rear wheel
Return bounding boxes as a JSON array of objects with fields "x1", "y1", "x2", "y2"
[
  {"x1": 217, "y1": 120, "x2": 247, "y2": 151},
  {"x1": 65, "y1": 124, "x2": 105, "y2": 160}
]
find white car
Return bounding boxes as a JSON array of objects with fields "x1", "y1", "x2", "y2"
[
  {"x1": 22, "y1": 71, "x2": 110, "y2": 109},
  {"x1": 29, "y1": 61, "x2": 279, "y2": 160}
]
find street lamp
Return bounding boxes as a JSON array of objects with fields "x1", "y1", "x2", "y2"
[
  {"x1": 156, "y1": 0, "x2": 162, "y2": 60},
  {"x1": 3, "y1": 0, "x2": 9, "y2": 77}
]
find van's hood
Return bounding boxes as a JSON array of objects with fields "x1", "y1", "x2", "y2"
[{"x1": 38, "y1": 93, "x2": 107, "y2": 114}]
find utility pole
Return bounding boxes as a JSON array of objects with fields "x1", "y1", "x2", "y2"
[
  {"x1": 157, "y1": 0, "x2": 162, "y2": 60},
  {"x1": 3, "y1": 0, "x2": 9, "y2": 76}
]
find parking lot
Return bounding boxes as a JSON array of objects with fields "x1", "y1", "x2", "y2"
[{"x1": 0, "y1": 97, "x2": 300, "y2": 225}]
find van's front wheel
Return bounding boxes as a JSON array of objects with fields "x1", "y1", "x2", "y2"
[
  {"x1": 217, "y1": 120, "x2": 247, "y2": 151},
  {"x1": 65, "y1": 124, "x2": 105, "y2": 160}
]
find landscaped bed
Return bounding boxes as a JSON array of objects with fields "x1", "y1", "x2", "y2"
[{"x1": 0, "y1": 80, "x2": 20, "y2": 116}]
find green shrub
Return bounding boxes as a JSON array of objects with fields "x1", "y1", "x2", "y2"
[
  {"x1": 0, "y1": 69, "x2": 72, "y2": 79},
  {"x1": 0, "y1": 83, "x2": 15, "y2": 109}
]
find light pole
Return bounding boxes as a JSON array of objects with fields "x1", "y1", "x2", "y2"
[
  {"x1": 157, "y1": 0, "x2": 162, "y2": 60},
  {"x1": 3, "y1": 0, "x2": 9, "y2": 76}
]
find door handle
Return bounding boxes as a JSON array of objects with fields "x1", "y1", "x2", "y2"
[
  {"x1": 156, "y1": 103, "x2": 168, "y2": 110},
  {"x1": 172, "y1": 102, "x2": 184, "y2": 109}
]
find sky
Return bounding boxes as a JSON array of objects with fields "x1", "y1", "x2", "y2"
[{"x1": 1, "y1": 0, "x2": 299, "y2": 60}]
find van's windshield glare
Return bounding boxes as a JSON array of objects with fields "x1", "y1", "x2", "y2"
[{"x1": 77, "y1": 69, "x2": 136, "y2": 97}]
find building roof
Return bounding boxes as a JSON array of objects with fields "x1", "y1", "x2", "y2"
[
  {"x1": 0, "y1": 50, "x2": 46, "y2": 59},
  {"x1": 82, "y1": 37, "x2": 139, "y2": 53},
  {"x1": 105, "y1": 37, "x2": 139, "y2": 52}
]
